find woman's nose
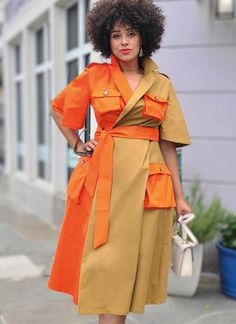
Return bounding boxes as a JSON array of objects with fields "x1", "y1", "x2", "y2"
[{"x1": 121, "y1": 36, "x2": 128, "y2": 45}]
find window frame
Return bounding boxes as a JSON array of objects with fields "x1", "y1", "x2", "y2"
[
  {"x1": 12, "y1": 40, "x2": 25, "y2": 172},
  {"x1": 64, "y1": 0, "x2": 92, "y2": 179},
  {"x1": 33, "y1": 21, "x2": 52, "y2": 181}
]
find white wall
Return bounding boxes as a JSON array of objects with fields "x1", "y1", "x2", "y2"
[{"x1": 155, "y1": 0, "x2": 236, "y2": 212}]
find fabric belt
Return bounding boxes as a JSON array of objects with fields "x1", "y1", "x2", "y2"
[{"x1": 84, "y1": 125, "x2": 159, "y2": 249}]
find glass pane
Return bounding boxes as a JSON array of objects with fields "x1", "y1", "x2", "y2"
[
  {"x1": 36, "y1": 28, "x2": 44, "y2": 64},
  {"x1": 16, "y1": 82, "x2": 23, "y2": 142},
  {"x1": 85, "y1": 107, "x2": 91, "y2": 143},
  {"x1": 38, "y1": 160, "x2": 45, "y2": 178},
  {"x1": 0, "y1": 58, "x2": 2, "y2": 86},
  {"x1": 67, "y1": 146, "x2": 80, "y2": 182},
  {"x1": 84, "y1": 53, "x2": 91, "y2": 142},
  {"x1": 85, "y1": 0, "x2": 91, "y2": 43},
  {"x1": 67, "y1": 59, "x2": 78, "y2": 83},
  {"x1": 36, "y1": 72, "x2": 48, "y2": 179},
  {"x1": 18, "y1": 156, "x2": 23, "y2": 171},
  {"x1": 67, "y1": 3, "x2": 78, "y2": 50},
  {"x1": 47, "y1": 23, "x2": 51, "y2": 61},
  {"x1": 15, "y1": 81, "x2": 24, "y2": 171},
  {"x1": 84, "y1": 53, "x2": 90, "y2": 67},
  {"x1": 67, "y1": 147, "x2": 79, "y2": 175},
  {"x1": 47, "y1": 70, "x2": 52, "y2": 182},
  {"x1": 36, "y1": 73, "x2": 45, "y2": 144},
  {"x1": 66, "y1": 59, "x2": 79, "y2": 181},
  {"x1": 68, "y1": 167, "x2": 73, "y2": 179},
  {"x1": 15, "y1": 44, "x2": 21, "y2": 74}
]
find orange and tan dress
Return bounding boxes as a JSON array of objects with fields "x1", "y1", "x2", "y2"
[{"x1": 48, "y1": 53, "x2": 191, "y2": 315}]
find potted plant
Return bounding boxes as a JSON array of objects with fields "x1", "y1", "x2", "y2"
[
  {"x1": 216, "y1": 215, "x2": 236, "y2": 300},
  {"x1": 168, "y1": 178, "x2": 227, "y2": 297}
]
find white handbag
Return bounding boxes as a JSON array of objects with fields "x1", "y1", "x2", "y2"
[{"x1": 170, "y1": 213, "x2": 199, "y2": 277}]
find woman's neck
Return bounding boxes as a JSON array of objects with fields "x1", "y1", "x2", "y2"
[{"x1": 118, "y1": 58, "x2": 143, "y2": 74}]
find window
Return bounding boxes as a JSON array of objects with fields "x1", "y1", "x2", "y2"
[
  {"x1": 67, "y1": 58, "x2": 78, "y2": 82},
  {"x1": 65, "y1": 1, "x2": 92, "y2": 180},
  {"x1": 84, "y1": 53, "x2": 91, "y2": 143},
  {"x1": 67, "y1": 3, "x2": 78, "y2": 50},
  {"x1": 15, "y1": 44, "x2": 21, "y2": 74},
  {"x1": 85, "y1": 0, "x2": 91, "y2": 43},
  {"x1": 34, "y1": 23, "x2": 52, "y2": 181},
  {"x1": 36, "y1": 28, "x2": 44, "y2": 64},
  {"x1": 14, "y1": 42, "x2": 25, "y2": 171}
]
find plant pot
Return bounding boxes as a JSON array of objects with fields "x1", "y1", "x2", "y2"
[
  {"x1": 167, "y1": 243, "x2": 203, "y2": 297},
  {"x1": 216, "y1": 240, "x2": 236, "y2": 300}
]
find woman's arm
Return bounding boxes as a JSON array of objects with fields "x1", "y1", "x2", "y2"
[
  {"x1": 159, "y1": 139, "x2": 192, "y2": 219},
  {"x1": 50, "y1": 108, "x2": 97, "y2": 153},
  {"x1": 50, "y1": 108, "x2": 79, "y2": 148}
]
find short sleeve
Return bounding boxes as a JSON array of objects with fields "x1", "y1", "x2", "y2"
[
  {"x1": 50, "y1": 68, "x2": 90, "y2": 130},
  {"x1": 159, "y1": 79, "x2": 191, "y2": 147}
]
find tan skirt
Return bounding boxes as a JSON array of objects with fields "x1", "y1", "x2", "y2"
[{"x1": 77, "y1": 138, "x2": 174, "y2": 315}]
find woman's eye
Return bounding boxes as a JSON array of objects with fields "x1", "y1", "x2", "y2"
[
  {"x1": 128, "y1": 32, "x2": 135, "y2": 37},
  {"x1": 113, "y1": 34, "x2": 120, "y2": 39}
]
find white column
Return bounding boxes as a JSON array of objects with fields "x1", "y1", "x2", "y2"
[
  {"x1": 2, "y1": 41, "x2": 16, "y2": 175},
  {"x1": 22, "y1": 28, "x2": 34, "y2": 181},
  {"x1": 50, "y1": 3, "x2": 68, "y2": 193}
]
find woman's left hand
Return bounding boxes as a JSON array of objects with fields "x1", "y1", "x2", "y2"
[{"x1": 175, "y1": 197, "x2": 192, "y2": 222}]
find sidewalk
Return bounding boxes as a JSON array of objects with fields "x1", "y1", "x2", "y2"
[{"x1": 0, "y1": 174, "x2": 235, "y2": 324}]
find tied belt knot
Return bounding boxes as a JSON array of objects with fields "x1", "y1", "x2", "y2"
[{"x1": 84, "y1": 125, "x2": 159, "y2": 249}]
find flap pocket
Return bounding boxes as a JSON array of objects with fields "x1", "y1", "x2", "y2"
[
  {"x1": 91, "y1": 89, "x2": 122, "y2": 113},
  {"x1": 67, "y1": 156, "x2": 91, "y2": 203},
  {"x1": 149, "y1": 163, "x2": 171, "y2": 175},
  {"x1": 142, "y1": 93, "x2": 168, "y2": 121},
  {"x1": 144, "y1": 163, "x2": 176, "y2": 209}
]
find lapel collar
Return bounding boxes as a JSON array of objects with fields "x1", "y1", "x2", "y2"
[
  {"x1": 111, "y1": 54, "x2": 159, "y2": 127},
  {"x1": 109, "y1": 54, "x2": 133, "y2": 105}
]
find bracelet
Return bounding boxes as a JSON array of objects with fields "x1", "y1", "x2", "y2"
[
  {"x1": 75, "y1": 146, "x2": 88, "y2": 157},
  {"x1": 73, "y1": 136, "x2": 83, "y2": 153},
  {"x1": 73, "y1": 128, "x2": 88, "y2": 152},
  {"x1": 73, "y1": 128, "x2": 89, "y2": 156}
]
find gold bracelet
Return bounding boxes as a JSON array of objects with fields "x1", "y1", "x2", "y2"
[
  {"x1": 73, "y1": 128, "x2": 89, "y2": 154},
  {"x1": 73, "y1": 136, "x2": 83, "y2": 153}
]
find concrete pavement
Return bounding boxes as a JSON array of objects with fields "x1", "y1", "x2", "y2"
[{"x1": 0, "y1": 174, "x2": 235, "y2": 324}]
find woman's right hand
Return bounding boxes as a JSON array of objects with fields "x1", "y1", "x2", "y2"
[{"x1": 76, "y1": 139, "x2": 97, "y2": 156}]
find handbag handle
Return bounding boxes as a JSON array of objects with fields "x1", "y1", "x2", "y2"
[
  {"x1": 178, "y1": 213, "x2": 195, "y2": 224},
  {"x1": 174, "y1": 213, "x2": 199, "y2": 246}
]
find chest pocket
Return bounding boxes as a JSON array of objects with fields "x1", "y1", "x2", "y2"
[
  {"x1": 142, "y1": 93, "x2": 168, "y2": 121},
  {"x1": 144, "y1": 163, "x2": 176, "y2": 209},
  {"x1": 67, "y1": 156, "x2": 91, "y2": 203},
  {"x1": 91, "y1": 89, "x2": 122, "y2": 116}
]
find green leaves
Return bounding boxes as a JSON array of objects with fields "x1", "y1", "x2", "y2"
[
  {"x1": 184, "y1": 178, "x2": 234, "y2": 244},
  {"x1": 221, "y1": 215, "x2": 236, "y2": 250}
]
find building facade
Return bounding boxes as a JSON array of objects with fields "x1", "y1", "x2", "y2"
[
  {"x1": 155, "y1": 0, "x2": 236, "y2": 213},
  {"x1": 0, "y1": 0, "x2": 4, "y2": 169},
  {"x1": 2, "y1": 0, "x2": 236, "y2": 229},
  {"x1": 2, "y1": 0, "x2": 99, "y2": 226}
]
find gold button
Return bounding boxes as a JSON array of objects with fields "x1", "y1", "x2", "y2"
[
  {"x1": 160, "y1": 168, "x2": 162, "y2": 172},
  {"x1": 154, "y1": 96, "x2": 159, "y2": 101},
  {"x1": 103, "y1": 89, "x2": 109, "y2": 96},
  {"x1": 81, "y1": 160, "x2": 85, "y2": 165}
]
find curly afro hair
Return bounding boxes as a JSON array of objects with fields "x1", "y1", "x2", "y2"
[{"x1": 86, "y1": 0, "x2": 165, "y2": 59}]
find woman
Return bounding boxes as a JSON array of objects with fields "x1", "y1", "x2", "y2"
[{"x1": 48, "y1": 0, "x2": 192, "y2": 323}]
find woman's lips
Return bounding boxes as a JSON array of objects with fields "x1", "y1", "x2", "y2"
[{"x1": 120, "y1": 49, "x2": 131, "y2": 54}]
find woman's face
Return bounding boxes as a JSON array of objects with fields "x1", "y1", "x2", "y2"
[{"x1": 110, "y1": 23, "x2": 142, "y2": 63}]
